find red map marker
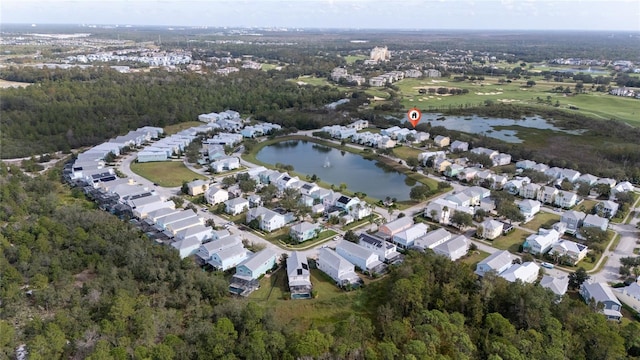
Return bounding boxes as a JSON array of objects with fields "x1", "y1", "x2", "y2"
[{"x1": 407, "y1": 108, "x2": 422, "y2": 128}]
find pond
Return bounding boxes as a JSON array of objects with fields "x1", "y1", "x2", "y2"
[
  {"x1": 255, "y1": 140, "x2": 414, "y2": 201},
  {"x1": 400, "y1": 114, "x2": 584, "y2": 143}
]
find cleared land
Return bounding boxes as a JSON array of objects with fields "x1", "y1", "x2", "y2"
[
  {"x1": 163, "y1": 121, "x2": 204, "y2": 135},
  {"x1": 130, "y1": 160, "x2": 206, "y2": 187},
  {"x1": 461, "y1": 249, "x2": 491, "y2": 267},
  {"x1": 0, "y1": 79, "x2": 32, "y2": 88},
  {"x1": 522, "y1": 212, "x2": 561, "y2": 231},
  {"x1": 250, "y1": 267, "x2": 362, "y2": 330},
  {"x1": 490, "y1": 228, "x2": 529, "y2": 253},
  {"x1": 344, "y1": 55, "x2": 368, "y2": 64}
]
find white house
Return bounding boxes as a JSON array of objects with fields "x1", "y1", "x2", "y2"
[
  {"x1": 196, "y1": 235, "x2": 242, "y2": 264},
  {"x1": 317, "y1": 248, "x2": 361, "y2": 287},
  {"x1": 450, "y1": 140, "x2": 469, "y2": 152},
  {"x1": 209, "y1": 243, "x2": 251, "y2": 271},
  {"x1": 582, "y1": 214, "x2": 609, "y2": 232},
  {"x1": 499, "y1": 262, "x2": 540, "y2": 283},
  {"x1": 335, "y1": 240, "x2": 383, "y2": 273},
  {"x1": 554, "y1": 190, "x2": 578, "y2": 208},
  {"x1": 287, "y1": 251, "x2": 312, "y2": 299},
  {"x1": 481, "y1": 219, "x2": 504, "y2": 240},
  {"x1": 358, "y1": 234, "x2": 401, "y2": 263},
  {"x1": 413, "y1": 228, "x2": 452, "y2": 250},
  {"x1": 205, "y1": 186, "x2": 229, "y2": 205},
  {"x1": 392, "y1": 223, "x2": 429, "y2": 249},
  {"x1": 246, "y1": 206, "x2": 287, "y2": 232},
  {"x1": 523, "y1": 228, "x2": 560, "y2": 255},
  {"x1": 171, "y1": 236, "x2": 202, "y2": 259},
  {"x1": 520, "y1": 183, "x2": 541, "y2": 200},
  {"x1": 433, "y1": 235, "x2": 470, "y2": 261},
  {"x1": 211, "y1": 156, "x2": 240, "y2": 173},
  {"x1": 615, "y1": 282, "x2": 640, "y2": 314},
  {"x1": 475, "y1": 250, "x2": 513, "y2": 277},
  {"x1": 537, "y1": 186, "x2": 558, "y2": 204},
  {"x1": 595, "y1": 200, "x2": 619, "y2": 219},
  {"x1": 225, "y1": 197, "x2": 249, "y2": 215},
  {"x1": 550, "y1": 240, "x2": 588, "y2": 265},
  {"x1": 540, "y1": 275, "x2": 569, "y2": 298},
  {"x1": 378, "y1": 216, "x2": 414, "y2": 238},
  {"x1": 561, "y1": 210, "x2": 587, "y2": 234},
  {"x1": 289, "y1": 221, "x2": 321, "y2": 242},
  {"x1": 519, "y1": 199, "x2": 541, "y2": 222}
]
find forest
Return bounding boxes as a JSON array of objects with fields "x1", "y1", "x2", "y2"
[
  {"x1": 0, "y1": 66, "x2": 344, "y2": 158},
  {"x1": 1, "y1": 163, "x2": 639, "y2": 359}
]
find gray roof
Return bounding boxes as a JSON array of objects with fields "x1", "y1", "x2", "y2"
[
  {"x1": 286, "y1": 251, "x2": 311, "y2": 286},
  {"x1": 381, "y1": 216, "x2": 414, "y2": 233},
  {"x1": 319, "y1": 247, "x2": 354, "y2": 272},
  {"x1": 582, "y1": 282, "x2": 621, "y2": 306},
  {"x1": 562, "y1": 210, "x2": 587, "y2": 221},
  {"x1": 433, "y1": 235, "x2": 468, "y2": 254},
  {"x1": 171, "y1": 236, "x2": 201, "y2": 250},
  {"x1": 203, "y1": 235, "x2": 242, "y2": 254},
  {"x1": 214, "y1": 243, "x2": 248, "y2": 260},
  {"x1": 291, "y1": 221, "x2": 319, "y2": 233},
  {"x1": 477, "y1": 250, "x2": 512, "y2": 272},
  {"x1": 540, "y1": 275, "x2": 569, "y2": 296},
  {"x1": 583, "y1": 214, "x2": 608, "y2": 228},
  {"x1": 414, "y1": 228, "x2": 451, "y2": 249},
  {"x1": 237, "y1": 248, "x2": 277, "y2": 272},
  {"x1": 175, "y1": 224, "x2": 212, "y2": 240},
  {"x1": 336, "y1": 240, "x2": 376, "y2": 261},
  {"x1": 226, "y1": 197, "x2": 249, "y2": 206},
  {"x1": 617, "y1": 282, "x2": 640, "y2": 300}
]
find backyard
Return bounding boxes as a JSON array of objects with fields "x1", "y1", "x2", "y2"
[
  {"x1": 490, "y1": 228, "x2": 530, "y2": 253},
  {"x1": 522, "y1": 212, "x2": 561, "y2": 231}
]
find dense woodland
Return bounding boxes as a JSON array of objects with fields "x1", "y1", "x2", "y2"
[
  {"x1": 0, "y1": 66, "x2": 344, "y2": 158},
  {"x1": 1, "y1": 163, "x2": 640, "y2": 359}
]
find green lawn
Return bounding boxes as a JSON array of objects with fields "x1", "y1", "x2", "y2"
[
  {"x1": 461, "y1": 250, "x2": 490, "y2": 267},
  {"x1": 391, "y1": 146, "x2": 423, "y2": 161},
  {"x1": 163, "y1": 121, "x2": 203, "y2": 135},
  {"x1": 344, "y1": 55, "x2": 368, "y2": 64},
  {"x1": 130, "y1": 161, "x2": 206, "y2": 187},
  {"x1": 577, "y1": 199, "x2": 598, "y2": 214},
  {"x1": 250, "y1": 267, "x2": 361, "y2": 331},
  {"x1": 490, "y1": 228, "x2": 529, "y2": 253},
  {"x1": 522, "y1": 212, "x2": 561, "y2": 231},
  {"x1": 342, "y1": 215, "x2": 379, "y2": 231},
  {"x1": 280, "y1": 230, "x2": 338, "y2": 250}
]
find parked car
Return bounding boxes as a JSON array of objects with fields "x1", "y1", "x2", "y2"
[{"x1": 541, "y1": 262, "x2": 554, "y2": 269}]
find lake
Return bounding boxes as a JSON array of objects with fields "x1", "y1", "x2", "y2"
[
  {"x1": 256, "y1": 140, "x2": 414, "y2": 201},
  {"x1": 401, "y1": 114, "x2": 584, "y2": 143}
]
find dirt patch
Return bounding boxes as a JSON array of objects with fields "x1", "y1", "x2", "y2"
[
  {"x1": 0, "y1": 79, "x2": 32, "y2": 88},
  {"x1": 74, "y1": 269, "x2": 97, "y2": 288},
  {"x1": 475, "y1": 91, "x2": 503, "y2": 95}
]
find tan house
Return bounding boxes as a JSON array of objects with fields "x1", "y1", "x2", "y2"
[
  {"x1": 434, "y1": 158, "x2": 452, "y2": 173},
  {"x1": 481, "y1": 219, "x2": 504, "y2": 240},
  {"x1": 433, "y1": 135, "x2": 450, "y2": 147},
  {"x1": 187, "y1": 179, "x2": 210, "y2": 196}
]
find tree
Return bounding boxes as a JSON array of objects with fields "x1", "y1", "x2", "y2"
[
  {"x1": 410, "y1": 185, "x2": 431, "y2": 201},
  {"x1": 344, "y1": 230, "x2": 358, "y2": 243},
  {"x1": 169, "y1": 196, "x2": 184, "y2": 208},
  {"x1": 526, "y1": 80, "x2": 536, "y2": 87},
  {"x1": 578, "y1": 227, "x2": 608, "y2": 244},
  {"x1": 576, "y1": 182, "x2": 591, "y2": 197},
  {"x1": 222, "y1": 176, "x2": 236, "y2": 188},
  {"x1": 280, "y1": 188, "x2": 301, "y2": 211},
  {"x1": 451, "y1": 211, "x2": 473, "y2": 230},
  {"x1": 259, "y1": 184, "x2": 278, "y2": 203},
  {"x1": 593, "y1": 183, "x2": 611, "y2": 198},
  {"x1": 497, "y1": 201, "x2": 525, "y2": 223},
  {"x1": 569, "y1": 267, "x2": 590, "y2": 289},
  {"x1": 239, "y1": 178, "x2": 257, "y2": 193},
  {"x1": 406, "y1": 157, "x2": 419, "y2": 168}
]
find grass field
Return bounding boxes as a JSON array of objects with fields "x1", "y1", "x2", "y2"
[
  {"x1": 163, "y1": 121, "x2": 204, "y2": 135},
  {"x1": 344, "y1": 55, "x2": 368, "y2": 64},
  {"x1": 461, "y1": 249, "x2": 490, "y2": 267},
  {"x1": 394, "y1": 76, "x2": 640, "y2": 125},
  {"x1": 130, "y1": 161, "x2": 206, "y2": 187},
  {"x1": 391, "y1": 146, "x2": 423, "y2": 161},
  {"x1": 250, "y1": 267, "x2": 362, "y2": 330},
  {"x1": 491, "y1": 228, "x2": 529, "y2": 253},
  {"x1": 577, "y1": 199, "x2": 598, "y2": 214},
  {"x1": 522, "y1": 212, "x2": 561, "y2": 231}
]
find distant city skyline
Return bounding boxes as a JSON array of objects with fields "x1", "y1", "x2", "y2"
[{"x1": 2, "y1": 0, "x2": 639, "y2": 32}]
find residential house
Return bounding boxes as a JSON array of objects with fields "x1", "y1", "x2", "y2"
[
  {"x1": 523, "y1": 228, "x2": 560, "y2": 255},
  {"x1": 465, "y1": 186, "x2": 491, "y2": 205},
  {"x1": 290, "y1": 222, "x2": 321, "y2": 242},
  {"x1": 392, "y1": 223, "x2": 429, "y2": 249},
  {"x1": 211, "y1": 156, "x2": 240, "y2": 173},
  {"x1": 582, "y1": 214, "x2": 609, "y2": 232},
  {"x1": 554, "y1": 190, "x2": 578, "y2": 208},
  {"x1": 248, "y1": 194, "x2": 262, "y2": 208},
  {"x1": 519, "y1": 199, "x2": 541, "y2": 222},
  {"x1": 559, "y1": 169, "x2": 581, "y2": 183},
  {"x1": 418, "y1": 151, "x2": 445, "y2": 165},
  {"x1": 433, "y1": 235, "x2": 470, "y2": 261},
  {"x1": 171, "y1": 236, "x2": 202, "y2": 259},
  {"x1": 475, "y1": 250, "x2": 513, "y2": 277},
  {"x1": 210, "y1": 243, "x2": 251, "y2": 271},
  {"x1": 550, "y1": 240, "x2": 588, "y2": 265},
  {"x1": 311, "y1": 203, "x2": 325, "y2": 214},
  {"x1": 287, "y1": 251, "x2": 312, "y2": 299},
  {"x1": 187, "y1": 179, "x2": 210, "y2": 196},
  {"x1": 499, "y1": 262, "x2": 540, "y2": 283},
  {"x1": 413, "y1": 228, "x2": 452, "y2": 250},
  {"x1": 471, "y1": 147, "x2": 499, "y2": 159},
  {"x1": 299, "y1": 182, "x2": 320, "y2": 196},
  {"x1": 246, "y1": 206, "x2": 288, "y2": 232},
  {"x1": 458, "y1": 167, "x2": 480, "y2": 182},
  {"x1": 234, "y1": 248, "x2": 278, "y2": 280},
  {"x1": 561, "y1": 210, "x2": 587, "y2": 234},
  {"x1": 481, "y1": 219, "x2": 504, "y2": 240},
  {"x1": 155, "y1": 210, "x2": 198, "y2": 230},
  {"x1": 225, "y1": 197, "x2": 249, "y2": 215},
  {"x1": 317, "y1": 248, "x2": 361, "y2": 287},
  {"x1": 576, "y1": 173, "x2": 599, "y2": 186},
  {"x1": 175, "y1": 224, "x2": 214, "y2": 243},
  {"x1": 580, "y1": 282, "x2": 623, "y2": 320},
  {"x1": 540, "y1": 275, "x2": 569, "y2": 298},
  {"x1": 595, "y1": 178, "x2": 617, "y2": 188},
  {"x1": 205, "y1": 186, "x2": 229, "y2": 205},
  {"x1": 433, "y1": 135, "x2": 450, "y2": 147},
  {"x1": 611, "y1": 181, "x2": 635, "y2": 197},
  {"x1": 336, "y1": 240, "x2": 384, "y2": 273},
  {"x1": 515, "y1": 160, "x2": 537, "y2": 169},
  {"x1": 378, "y1": 217, "x2": 414, "y2": 238},
  {"x1": 520, "y1": 183, "x2": 541, "y2": 200},
  {"x1": 450, "y1": 140, "x2": 469, "y2": 152},
  {"x1": 358, "y1": 234, "x2": 401, "y2": 263},
  {"x1": 492, "y1": 153, "x2": 512, "y2": 167},
  {"x1": 445, "y1": 163, "x2": 465, "y2": 178},
  {"x1": 336, "y1": 195, "x2": 359, "y2": 210},
  {"x1": 349, "y1": 202, "x2": 372, "y2": 220},
  {"x1": 166, "y1": 216, "x2": 204, "y2": 235},
  {"x1": 615, "y1": 282, "x2": 640, "y2": 314},
  {"x1": 537, "y1": 186, "x2": 558, "y2": 204},
  {"x1": 434, "y1": 158, "x2": 453, "y2": 173},
  {"x1": 595, "y1": 200, "x2": 619, "y2": 219},
  {"x1": 196, "y1": 235, "x2": 243, "y2": 265},
  {"x1": 446, "y1": 192, "x2": 472, "y2": 208}
]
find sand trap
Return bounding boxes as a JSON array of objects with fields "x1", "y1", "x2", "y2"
[
  {"x1": 373, "y1": 96, "x2": 386, "y2": 101},
  {"x1": 0, "y1": 79, "x2": 32, "y2": 88},
  {"x1": 475, "y1": 91, "x2": 503, "y2": 95},
  {"x1": 498, "y1": 99, "x2": 520, "y2": 103}
]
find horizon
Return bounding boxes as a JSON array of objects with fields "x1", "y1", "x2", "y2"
[{"x1": 2, "y1": 0, "x2": 640, "y2": 32}]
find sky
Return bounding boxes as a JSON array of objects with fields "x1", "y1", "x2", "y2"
[{"x1": 2, "y1": 0, "x2": 639, "y2": 31}]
